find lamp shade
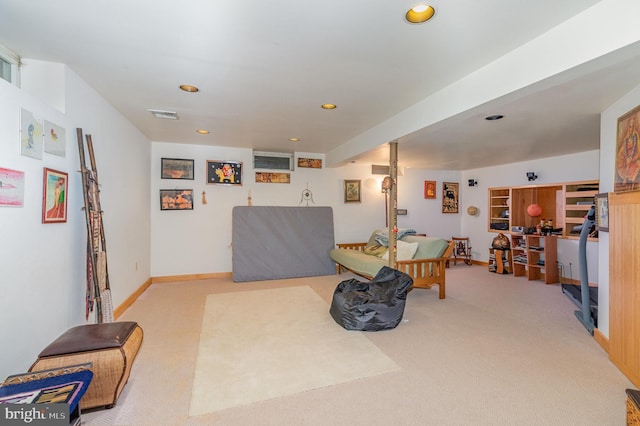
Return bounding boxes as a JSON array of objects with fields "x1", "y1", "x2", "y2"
[{"x1": 527, "y1": 203, "x2": 542, "y2": 217}]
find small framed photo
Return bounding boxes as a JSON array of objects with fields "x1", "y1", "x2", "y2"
[
  {"x1": 160, "y1": 189, "x2": 194, "y2": 211},
  {"x1": 297, "y1": 157, "x2": 323, "y2": 169},
  {"x1": 424, "y1": 180, "x2": 436, "y2": 199},
  {"x1": 42, "y1": 168, "x2": 68, "y2": 223},
  {"x1": 344, "y1": 179, "x2": 361, "y2": 203},
  {"x1": 207, "y1": 160, "x2": 242, "y2": 185},
  {"x1": 161, "y1": 158, "x2": 194, "y2": 180},
  {"x1": 595, "y1": 192, "x2": 609, "y2": 232},
  {"x1": 255, "y1": 172, "x2": 291, "y2": 183},
  {"x1": 442, "y1": 182, "x2": 459, "y2": 213}
]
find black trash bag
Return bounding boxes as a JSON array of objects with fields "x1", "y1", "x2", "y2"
[{"x1": 329, "y1": 266, "x2": 414, "y2": 331}]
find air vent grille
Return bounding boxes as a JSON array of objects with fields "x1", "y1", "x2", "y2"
[{"x1": 148, "y1": 109, "x2": 179, "y2": 120}]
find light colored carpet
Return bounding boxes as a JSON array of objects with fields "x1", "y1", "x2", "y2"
[{"x1": 188, "y1": 286, "x2": 399, "y2": 416}]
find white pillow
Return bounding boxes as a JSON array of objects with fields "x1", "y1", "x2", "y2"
[{"x1": 381, "y1": 240, "x2": 419, "y2": 261}]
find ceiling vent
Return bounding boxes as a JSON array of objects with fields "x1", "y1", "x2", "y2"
[
  {"x1": 147, "y1": 109, "x2": 179, "y2": 120},
  {"x1": 371, "y1": 164, "x2": 403, "y2": 176},
  {"x1": 371, "y1": 165, "x2": 390, "y2": 175}
]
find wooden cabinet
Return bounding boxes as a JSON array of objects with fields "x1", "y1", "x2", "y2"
[
  {"x1": 488, "y1": 180, "x2": 599, "y2": 239},
  {"x1": 609, "y1": 190, "x2": 640, "y2": 388},
  {"x1": 510, "y1": 234, "x2": 558, "y2": 283}
]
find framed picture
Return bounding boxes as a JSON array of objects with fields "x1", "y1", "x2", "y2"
[
  {"x1": 614, "y1": 104, "x2": 640, "y2": 193},
  {"x1": 44, "y1": 120, "x2": 66, "y2": 157},
  {"x1": 344, "y1": 179, "x2": 361, "y2": 203},
  {"x1": 20, "y1": 108, "x2": 43, "y2": 160},
  {"x1": 442, "y1": 182, "x2": 459, "y2": 213},
  {"x1": 255, "y1": 172, "x2": 291, "y2": 183},
  {"x1": 42, "y1": 168, "x2": 68, "y2": 223},
  {"x1": 161, "y1": 158, "x2": 194, "y2": 180},
  {"x1": 160, "y1": 189, "x2": 194, "y2": 211},
  {"x1": 424, "y1": 180, "x2": 436, "y2": 199},
  {"x1": 0, "y1": 167, "x2": 25, "y2": 207},
  {"x1": 595, "y1": 193, "x2": 609, "y2": 232},
  {"x1": 297, "y1": 157, "x2": 323, "y2": 169},
  {"x1": 207, "y1": 160, "x2": 242, "y2": 185}
]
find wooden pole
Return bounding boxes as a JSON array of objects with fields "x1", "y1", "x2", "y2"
[
  {"x1": 388, "y1": 141, "x2": 398, "y2": 268},
  {"x1": 77, "y1": 128, "x2": 103, "y2": 323}
]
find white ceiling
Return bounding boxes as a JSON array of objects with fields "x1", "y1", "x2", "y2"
[{"x1": 1, "y1": 0, "x2": 640, "y2": 170}]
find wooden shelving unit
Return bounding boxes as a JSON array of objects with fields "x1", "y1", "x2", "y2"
[
  {"x1": 488, "y1": 187, "x2": 511, "y2": 231},
  {"x1": 528, "y1": 235, "x2": 558, "y2": 283},
  {"x1": 488, "y1": 180, "x2": 599, "y2": 239},
  {"x1": 563, "y1": 180, "x2": 599, "y2": 238},
  {"x1": 511, "y1": 234, "x2": 527, "y2": 278}
]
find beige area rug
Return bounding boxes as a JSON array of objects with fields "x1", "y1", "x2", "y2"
[{"x1": 189, "y1": 286, "x2": 400, "y2": 416}]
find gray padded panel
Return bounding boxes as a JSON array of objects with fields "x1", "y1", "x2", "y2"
[{"x1": 232, "y1": 206, "x2": 335, "y2": 282}]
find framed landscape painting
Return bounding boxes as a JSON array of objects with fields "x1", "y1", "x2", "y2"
[{"x1": 161, "y1": 158, "x2": 194, "y2": 180}]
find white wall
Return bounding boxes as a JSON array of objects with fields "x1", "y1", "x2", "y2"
[
  {"x1": 597, "y1": 82, "x2": 640, "y2": 338},
  {"x1": 0, "y1": 62, "x2": 150, "y2": 379},
  {"x1": 150, "y1": 142, "x2": 465, "y2": 276}
]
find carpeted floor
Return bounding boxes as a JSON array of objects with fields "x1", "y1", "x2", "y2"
[
  {"x1": 82, "y1": 267, "x2": 634, "y2": 425},
  {"x1": 189, "y1": 286, "x2": 399, "y2": 415}
]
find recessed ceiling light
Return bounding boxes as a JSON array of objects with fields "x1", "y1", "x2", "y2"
[
  {"x1": 179, "y1": 84, "x2": 199, "y2": 93},
  {"x1": 405, "y1": 5, "x2": 435, "y2": 24},
  {"x1": 321, "y1": 103, "x2": 337, "y2": 110},
  {"x1": 289, "y1": 137, "x2": 300, "y2": 142},
  {"x1": 485, "y1": 114, "x2": 505, "y2": 121},
  {"x1": 196, "y1": 129, "x2": 209, "y2": 134}
]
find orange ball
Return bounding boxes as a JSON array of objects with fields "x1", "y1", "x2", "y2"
[{"x1": 527, "y1": 203, "x2": 542, "y2": 217}]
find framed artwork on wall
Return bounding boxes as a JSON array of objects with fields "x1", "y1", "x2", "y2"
[
  {"x1": 207, "y1": 160, "x2": 242, "y2": 185},
  {"x1": 42, "y1": 168, "x2": 68, "y2": 223},
  {"x1": 161, "y1": 158, "x2": 194, "y2": 180},
  {"x1": 255, "y1": 172, "x2": 291, "y2": 183},
  {"x1": 160, "y1": 189, "x2": 194, "y2": 211},
  {"x1": 0, "y1": 167, "x2": 25, "y2": 207},
  {"x1": 20, "y1": 108, "x2": 43, "y2": 160},
  {"x1": 297, "y1": 157, "x2": 323, "y2": 169},
  {"x1": 595, "y1": 192, "x2": 609, "y2": 232},
  {"x1": 44, "y1": 120, "x2": 66, "y2": 157},
  {"x1": 344, "y1": 179, "x2": 361, "y2": 203},
  {"x1": 442, "y1": 182, "x2": 459, "y2": 213},
  {"x1": 424, "y1": 180, "x2": 436, "y2": 199},
  {"x1": 614, "y1": 104, "x2": 640, "y2": 193}
]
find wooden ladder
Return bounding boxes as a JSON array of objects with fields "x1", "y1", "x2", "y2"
[{"x1": 77, "y1": 128, "x2": 113, "y2": 323}]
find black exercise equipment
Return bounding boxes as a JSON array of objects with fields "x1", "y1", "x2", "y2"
[{"x1": 561, "y1": 205, "x2": 597, "y2": 334}]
